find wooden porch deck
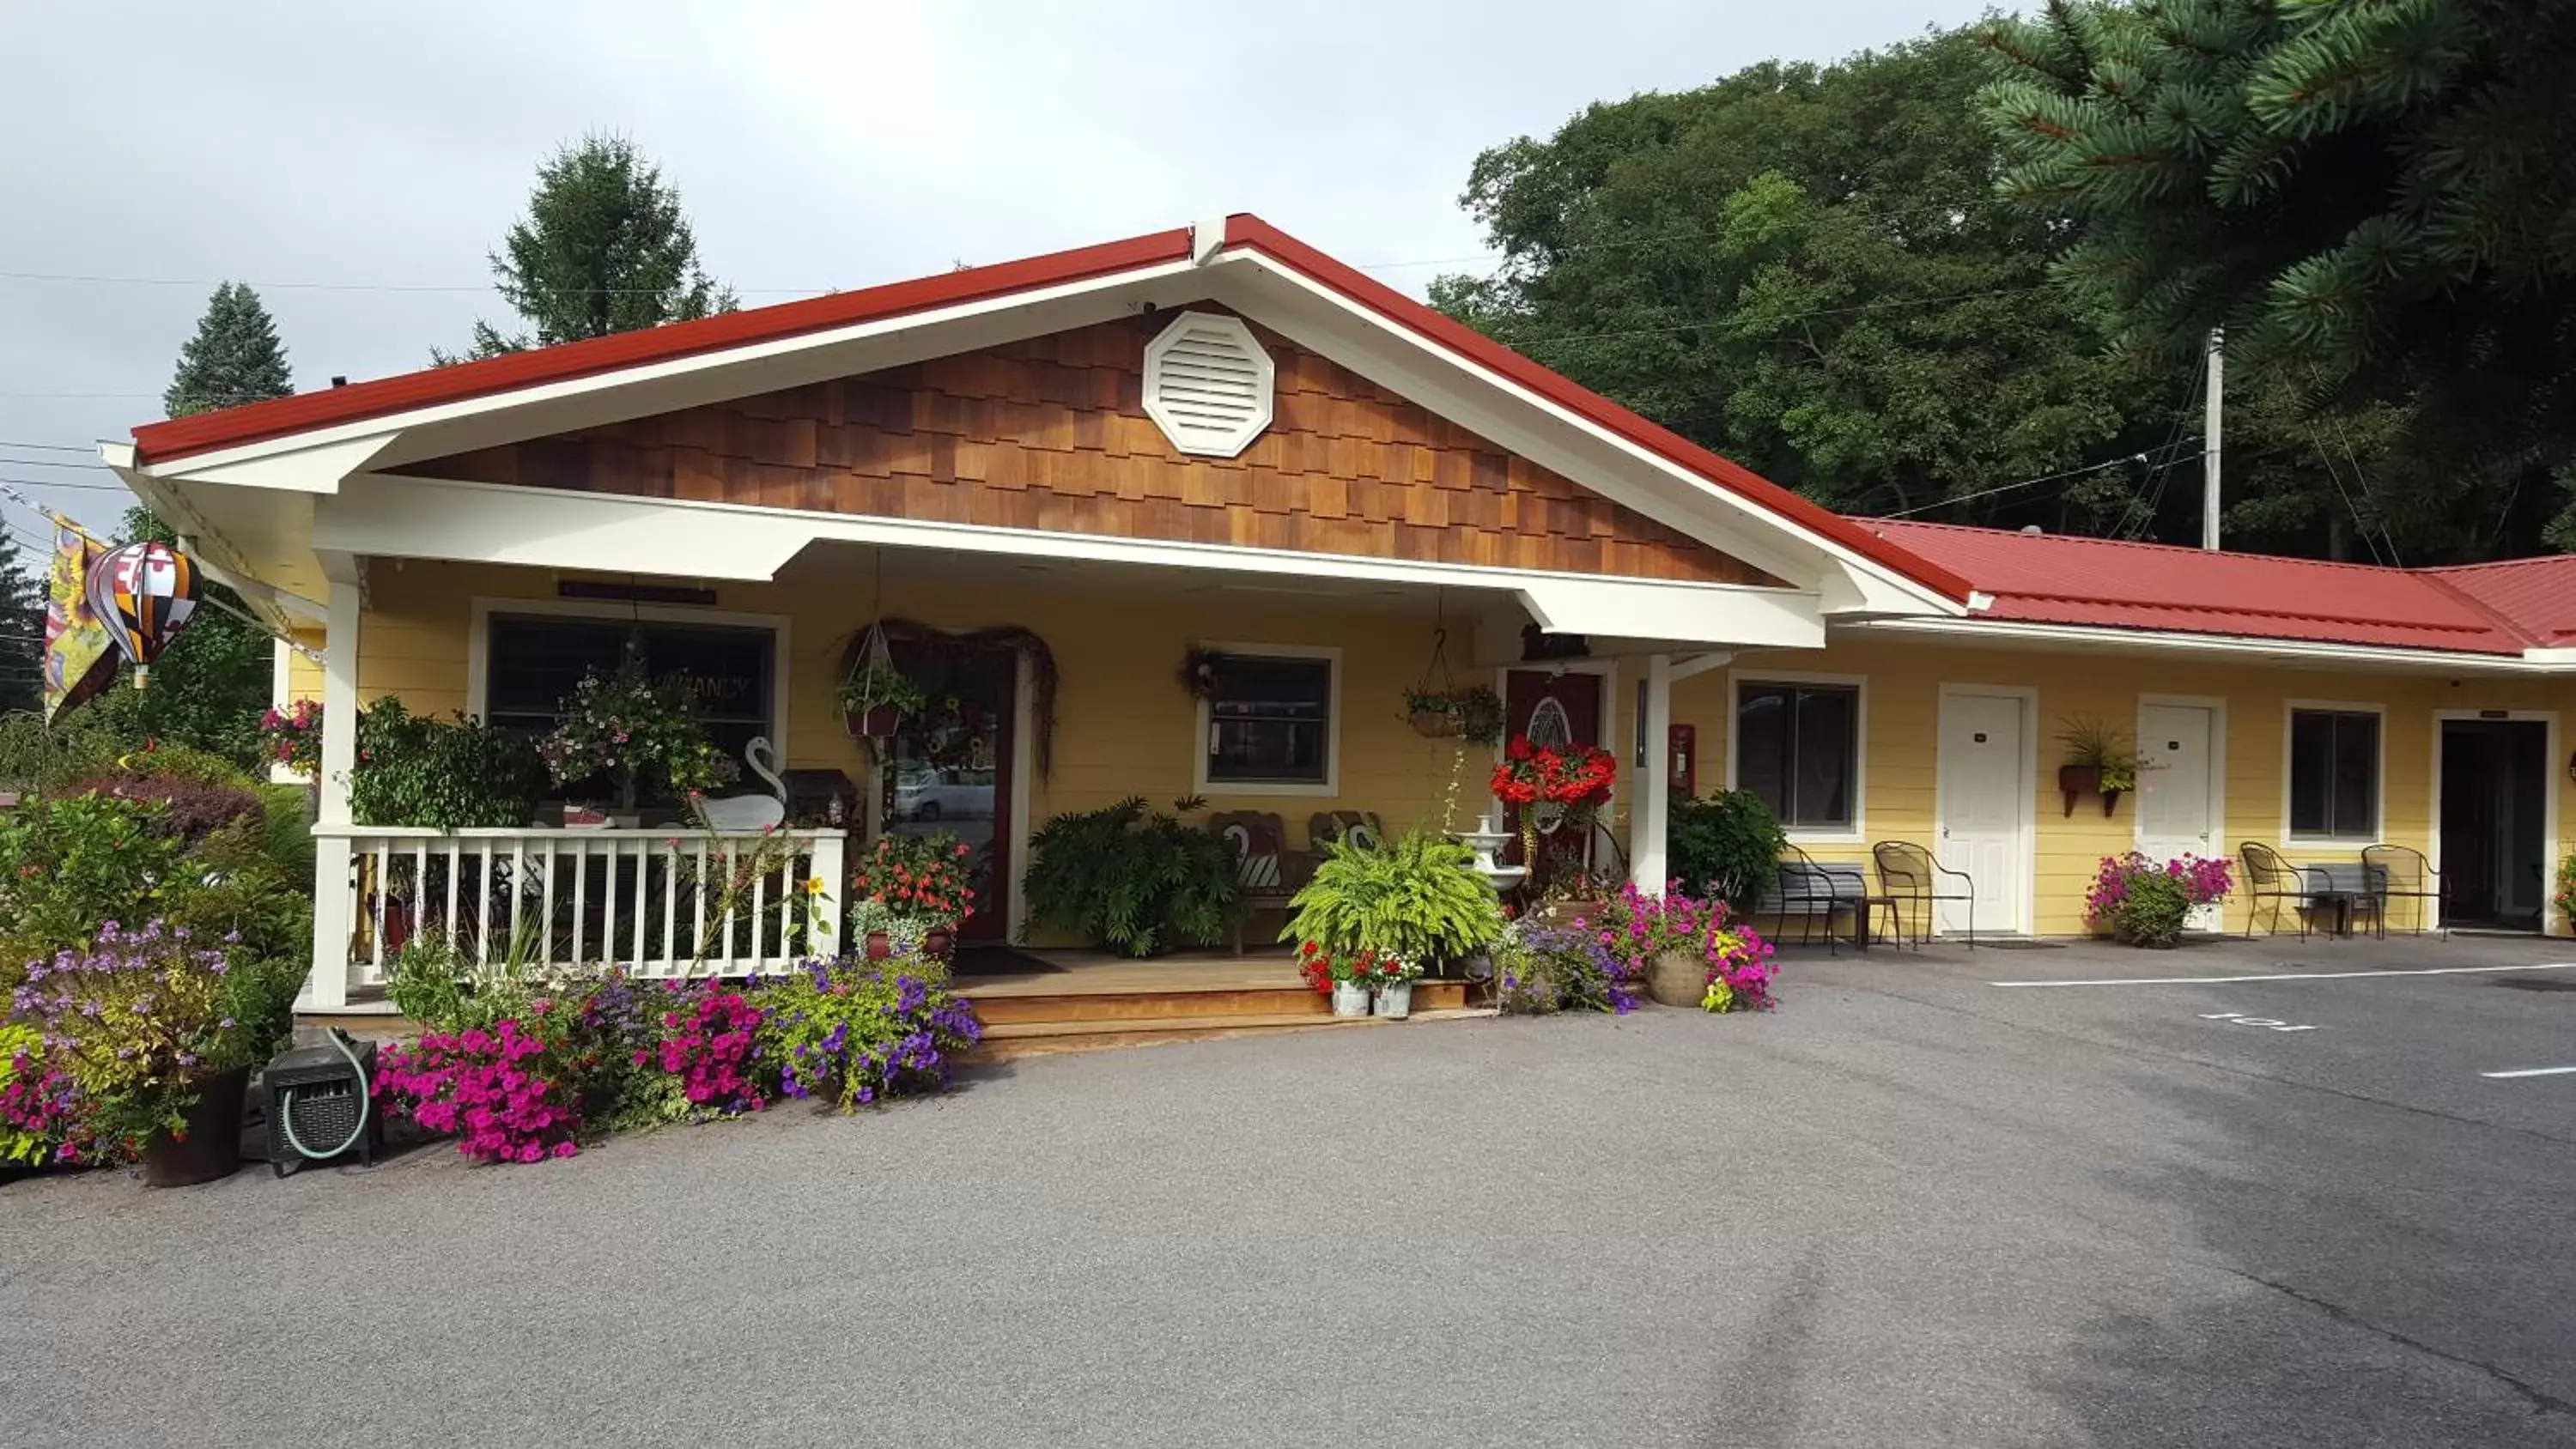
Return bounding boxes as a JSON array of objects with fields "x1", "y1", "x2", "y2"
[
  {"x1": 297, "y1": 947, "x2": 1482, "y2": 1059},
  {"x1": 955, "y1": 948, "x2": 1478, "y2": 1060}
]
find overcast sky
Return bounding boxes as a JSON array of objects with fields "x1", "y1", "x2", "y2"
[{"x1": 0, "y1": 0, "x2": 1998, "y2": 539}]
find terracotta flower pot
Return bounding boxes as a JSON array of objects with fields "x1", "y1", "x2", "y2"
[
  {"x1": 1408, "y1": 708, "x2": 1460, "y2": 740},
  {"x1": 864, "y1": 930, "x2": 893, "y2": 961},
  {"x1": 141, "y1": 1065, "x2": 250, "y2": 1189},
  {"x1": 921, "y1": 928, "x2": 955, "y2": 961},
  {"x1": 1646, "y1": 951, "x2": 1710, "y2": 1009}
]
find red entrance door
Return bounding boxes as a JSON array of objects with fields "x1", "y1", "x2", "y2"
[{"x1": 1501, "y1": 668, "x2": 1604, "y2": 872}]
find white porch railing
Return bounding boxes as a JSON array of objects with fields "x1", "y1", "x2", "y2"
[{"x1": 307, "y1": 826, "x2": 848, "y2": 1007}]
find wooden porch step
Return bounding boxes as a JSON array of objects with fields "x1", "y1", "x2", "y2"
[
  {"x1": 962, "y1": 977, "x2": 1470, "y2": 1026},
  {"x1": 962, "y1": 1012, "x2": 1394, "y2": 1063}
]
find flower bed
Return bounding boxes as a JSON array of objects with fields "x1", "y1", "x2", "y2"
[
  {"x1": 1490, "y1": 883, "x2": 1778, "y2": 1015},
  {"x1": 2085, "y1": 852, "x2": 2233, "y2": 948},
  {"x1": 374, "y1": 951, "x2": 983, "y2": 1164}
]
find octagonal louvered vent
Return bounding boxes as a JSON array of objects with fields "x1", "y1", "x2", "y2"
[{"x1": 1142, "y1": 312, "x2": 1274, "y2": 458}]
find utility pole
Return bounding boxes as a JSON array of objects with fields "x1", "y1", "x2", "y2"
[{"x1": 2201, "y1": 326, "x2": 2224, "y2": 551}]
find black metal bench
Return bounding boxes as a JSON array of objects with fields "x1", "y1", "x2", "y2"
[{"x1": 1753, "y1": 846, "x2": 1897, "y2": 955}]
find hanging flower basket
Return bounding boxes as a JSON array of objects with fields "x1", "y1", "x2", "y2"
[
  {"x1": 836, "y1": 621, "x2": 929, "y2": 743},
  {"x1": 1406, "y1": 690, "x2": 1461, "y2": 740}
]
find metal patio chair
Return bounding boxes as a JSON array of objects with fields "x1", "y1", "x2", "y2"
[
  {"x1": 2240, "y1": 842, "x2": 2342, "y2": 941},
  {"x1": 2362, "y1": 845, "x2": 2445, "y2": 940},
  {"x1": 1872, "y1": 840, "x2": 1975, "y2": 949}
]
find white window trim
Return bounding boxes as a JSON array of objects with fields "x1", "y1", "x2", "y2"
[
  {"x1": 1725, "y1": 668, "x2": 1868, "y2": 845},
  {"x1": 1192, "y1": 641, "x2": 1340, "y2": 797},
  {"x1": 2282, "y1": 699, "x2": 2385, "y2": 846},
  {"x1": 465, "y1": 595, "x2": 793, "y2": 767}
]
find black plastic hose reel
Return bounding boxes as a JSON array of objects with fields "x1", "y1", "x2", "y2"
[{"x1": 262, "y1": 1032, "x2": 380, "y2": 1177}]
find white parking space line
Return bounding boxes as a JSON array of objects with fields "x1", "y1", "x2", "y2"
[
  {"x1": 2481, "y1": 1067, "x2": 2576, "y2": 1080},
  {"x1": 1989, "y1": 963, "x2": 2576, "y2": 988}
]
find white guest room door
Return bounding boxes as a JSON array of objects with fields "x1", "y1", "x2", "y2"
[
  {"x1": 2137, "y1": 701, "x2": 2221, "y2": 931},
  {"x1": 1937, "y1": 692, "x2": 2030, "y2": 936}
]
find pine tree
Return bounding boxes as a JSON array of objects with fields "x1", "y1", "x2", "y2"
[
  {"x1": 0, "y1": 543, "x2": 47, "y2": 716},
  {"x1": 164, "y1": 282, "x2": 295, "y2": 417},
  {"x1": 1978, "y1": 0, "x2": 2576, "y2": 559},
  {"x1": 440, "y1": 133, "x2": 737, "y2": 363}
]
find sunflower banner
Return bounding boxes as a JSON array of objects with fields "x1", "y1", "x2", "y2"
[{"x1": 41, "y1": 521, "x2": 118, "y2": 723}]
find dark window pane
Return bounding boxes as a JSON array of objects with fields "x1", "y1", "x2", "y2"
[
  {"x1": 483, "y1": 615, "x2": 777, "y2": 788},
  {"x1": 1793, "y1": 688, "x2": 1856, "y2": 828},
  {"x1": 1737, "y1": 682, "x2": 1856, "y2": 829},
  {"x1": 1735, "y1": 686, "x2": 1789, "y2": 820},
  {"x1": 1207, "y1": 656, "x2": 1332, "y2": 784},
  {"x1": 2289, "y1": 712, "x2": 2330, "y2": 834},
  {"x1": 2291, "y1": 710, "x2": 2377, "y2": 837}
]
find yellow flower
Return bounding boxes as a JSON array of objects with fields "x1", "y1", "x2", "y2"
[{"x1": 804, "y1": 876, "x2": 825, "y2": 895}]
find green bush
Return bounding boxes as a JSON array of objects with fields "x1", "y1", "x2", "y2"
[
  {"x1": 350, "y1": 700, "x2": 544, "y2": 829},
  {"x1": 1022, "y1": 797, "x2": 1240, "y2": 957},
  {"x1": 1669, "y1": 789, "x2": 1785, "y2": 910},
  {"x1": 2111, "y1": 869, "x2": 2190, "y2": 949},
  {"x1": 1281, "y1": 828, "x2": 1506, "y2": 967},
  {"x1": 0, "y1": 794, "x2": 185, "y2": 979}
]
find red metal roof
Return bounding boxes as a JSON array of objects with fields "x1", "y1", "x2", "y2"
[
  {"x1": 126, "y1": 214, "x2": 1974, "y2": 605},
  {"x1": 2423, "y1": 556, "x2": 2576, "y2": 649},
  {"x1": 1864, "y1": 519, "x2": 2576, "y2": 657}
]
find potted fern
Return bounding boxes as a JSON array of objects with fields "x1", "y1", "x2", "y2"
[{"x1": 1281, "y1": 828, "x2": 1509, "y2": 995}]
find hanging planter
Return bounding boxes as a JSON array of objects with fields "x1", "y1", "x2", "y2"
[
  {"x1": 837, "y1": 620, "x2": 930, "y2": 743},
  {"x1": 1406, "y1": 689, "x2": 1461, "y2": 739}
]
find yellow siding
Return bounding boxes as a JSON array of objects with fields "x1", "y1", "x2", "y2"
[
  {"x1": 347, "y1": 558, "x2": 2572, "y2": 940},
  {"x1": 354, "y1": 556, "x2": 1479, "y2": 847},
  {"x1": 1674, "y1": 638, "x2": 2575, "y2": 936}
]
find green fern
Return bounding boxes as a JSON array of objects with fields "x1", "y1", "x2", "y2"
[
  {"x1": 1023, "y1": 797, "x2": 1241, "y2": 957},
  {"x1": 1280, "y1": 828, "x2": 1506, "y2": 968}
]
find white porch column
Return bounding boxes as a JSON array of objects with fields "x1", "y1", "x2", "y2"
[
  {"x1": 1630, "y1": 652, "x2": 1674, "y2": 895},
  {"x1": 305, "y1": 574, "x2": 361, "y2": 1008}
]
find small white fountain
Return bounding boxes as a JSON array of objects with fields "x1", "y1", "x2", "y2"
[{"x1": 1454, "y1": 812, "x2": 1527, "y2": 897}]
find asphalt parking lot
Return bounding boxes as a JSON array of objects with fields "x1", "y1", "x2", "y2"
[{"x1": 2, "y1": 931, "x2": 2571, "y2": 1448}]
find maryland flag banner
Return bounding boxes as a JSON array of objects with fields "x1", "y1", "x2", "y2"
[{"x1": 42, "y1": 521, "x2": 117, "y2": 723}]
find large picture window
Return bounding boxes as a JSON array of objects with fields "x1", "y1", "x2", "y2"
[
  {"x1": 1735, "y1": 681, "x2": 1859, "y2": 831},
  {"x1": 1202, "y1": 652, "x2": 1334, "y2": 789},
  {"x1": 483, "y1": 613, "x2": 777, "y2": 764},
  {"x1": 2289, "y1": 707, "x2": 2379, "y2": 840}
]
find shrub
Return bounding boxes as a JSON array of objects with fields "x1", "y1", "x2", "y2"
[
  {"x1": 1283, "y1": 828, "x2": 1506, "y2": 970},
  {"x1": 350, "y1": 700, "x2": 544, "y2": 830},
  {"x1": 0, "y1": 794, "x2": 185, "y2": 985},
  {"x1": 2086, "y1": 852, "x2": 2232, "y2": 949},
  {"x1": 1668, "y1": 790, "x2": 1786, "y2": 911},
  {"x1": 653, "y1": 985, "x2": 769, "y2": 1118},
  {"x1": 64, "y1": 771, "x2": 262, "y2": 849},
  {"x1": 1023, "y1": 797, "x2": 1240, "y2": 956},
  {"x1": 1510, "y1": 917, "x2": 1644, "y2": 1015},
  {"x1": 758, "y1": 962, "x2": 981, "y2": 1111},
  {"x1": 7, "y1": 920, "x2": 253, "y2": 1153}
]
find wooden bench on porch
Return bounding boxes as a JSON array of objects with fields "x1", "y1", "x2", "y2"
[{"x1": 1210, "y1": 812, "x2": 1313, "y2": 955}]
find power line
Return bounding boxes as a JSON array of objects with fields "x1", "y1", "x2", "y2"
[
  {"x1": 0, "y1": 456, "x2": 106, "y2": 471},
  {"x1": 1510, "y1": 283, "x2": 2058, "y2": 352},
  {"x1": 0, "y1": 476, "x2": 132, "y2": 494},
  {"x1": 1355, "y1": 194, "x2": 2027, "y2": 272},
  {"x1": 1876, "y1": 438, "x2": 2199, "y2": 519},
  {"x1": 0, "y1": 440, "x2": 98, "y2": 454}
]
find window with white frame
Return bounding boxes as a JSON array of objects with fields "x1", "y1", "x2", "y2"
[
  {"x1": 483, "y1": 614, "x2": 776, "y2": 763},
  {"x1": 1735, "y1": 680, "x2": 1859, "y2": 831},
  {"x1": 2288, "y1": 707, "x2": 2379, "y2": 840},
  {"x1": 1202, "y1": 652, "x2": 1334, "y2": 787}
]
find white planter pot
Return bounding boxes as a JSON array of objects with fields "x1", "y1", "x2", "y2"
[
  {"x1": 1374, "y1": 981, "x2": 1413, "y2": 1020},
  {"x1": 1331, "y1": 982, "x2": 1372, "y2": 1018}
]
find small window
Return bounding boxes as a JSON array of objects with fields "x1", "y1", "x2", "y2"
[
  {"x1": 2290, "y1": 708, "x2": 2379, "y2": 839},
  {"x1": 1736, "y1": 681, "x2": 1858, "y2": 831},
  {"x1": 1205, "y1": 653, "x2": 1333, "y2": 786}
]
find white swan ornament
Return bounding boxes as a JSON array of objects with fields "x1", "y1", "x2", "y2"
[{"x1": 694, "y1": 737, "x2": 788, "y2": 830}]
